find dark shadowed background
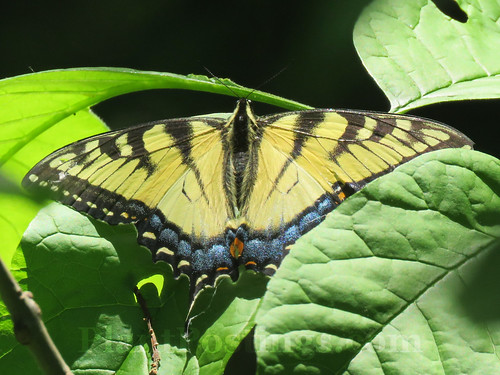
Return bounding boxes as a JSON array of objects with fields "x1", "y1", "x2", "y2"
[{"x1": 1, "y1": 1, "x2": 497, "y2": 157}]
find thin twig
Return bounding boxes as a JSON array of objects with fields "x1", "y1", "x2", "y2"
[
  {"x1": 0, "y1": 255, "x2": 73, "y2": 375},
  {"x1": 134, "y1": 286, "x2": 161, "y2": 375}
]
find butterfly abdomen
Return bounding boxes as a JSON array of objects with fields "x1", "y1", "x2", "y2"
[{"x1": 229, "y1": 99, "x2": 257, "y2": 210}]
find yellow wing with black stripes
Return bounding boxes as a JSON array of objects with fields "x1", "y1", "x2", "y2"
[
  {"x1": 239, "y1": 108, "x2": 473, "y2": 235},
  {"x1": 23, "y1": 98, "x2": 473, "y2": 297}
]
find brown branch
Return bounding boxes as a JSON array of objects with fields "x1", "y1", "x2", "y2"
[
  {"x1": 0, "y1": 255, "x2": 73, "y2": 375},
  {"x1": 134, "y1": 286, "x2": 161, "y2": 375}
]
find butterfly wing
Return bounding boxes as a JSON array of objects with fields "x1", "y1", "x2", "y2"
[
  {"x1": 238, "y1": 109, "x2": 473, "y2": 272},
  {"x1": 23, "y1": 116, "x2": 237, "y2": 286},
  {"x1": 23, "y1": 103, "x2": 474, "y2": 296}
]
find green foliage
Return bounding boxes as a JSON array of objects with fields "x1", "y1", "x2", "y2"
[
  {"x1": 0, "y1": 1, "x2": 499, "y2": 374},
  {"x1": 0, "y1": 183, "x2": 41, "y2": 267},
  {"x1": 354, "y1": 0, "x2": 500, "y2": 112},
  {"x1": 2, "y1": 203, "x2": 267, "y2": 374},
  {"x1": 255, "y1": 149, "x2": 500, "y2": 374}
]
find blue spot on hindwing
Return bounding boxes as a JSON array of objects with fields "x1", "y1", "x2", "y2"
[
  {"x1": 178, "y1": 240, "x2": 191, "y2": 257},
  {"x1": 210, "y1": 244, "x2": 232, "y2": 266},
  {"x1": 191, "y1": 245, "x2": 233, "y2": 274},
  {"x1": 129, "y1": 201, "x2": 146, "y2": 216},
  {"x1": 159, "y1": 227, "x2": 179, "y2": 247},
  {"x1": 243, "y1": 237, "x2": 284, "y2": 266},
  {"x1": 192, "y1": 249, "x2": 209, "y2": 272},
  {"x1": 283, "y1": 225, "x2": 300, "y2": 244},
  {"x1": 149, "y1": 213, "x2": 163, "y2": 231},
  {"x1": 317, "y1": 195, "x2": 335, "y2": 214},
  {"x1": 299, "y1": 211, "x2": 320, "y2": 232}
]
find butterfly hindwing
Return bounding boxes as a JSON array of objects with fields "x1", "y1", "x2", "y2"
[{"x1": 23, "y1": 99, "x2": 473, "y2": 297}]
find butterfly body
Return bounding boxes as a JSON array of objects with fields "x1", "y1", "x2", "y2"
[{"x1": 23, "y1": 99, "x2": 473, "y2": 296}]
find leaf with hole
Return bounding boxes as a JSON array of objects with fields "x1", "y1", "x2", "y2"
[{"x1": 354, "y1": 0, "x2": 500, "y2": 112}]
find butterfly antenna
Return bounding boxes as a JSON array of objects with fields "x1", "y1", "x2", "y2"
[
  {"x1": 245, "y1": 64, "x2": 290, "y2": 100},
  {"x1": 203, "y1": 66, "x2": 240, "y2": 98},
  {"x1": 203, "y1": 65, "x2": 289, "y2": 101}
]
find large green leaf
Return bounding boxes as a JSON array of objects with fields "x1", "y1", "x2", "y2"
[
  {"x1": 0, "y1": 203, "x2": 268, "y2": 374},
  {"x1": 354, "y1": 0, "x2": 500, "y2": 112},
  {"x1": 255, "y1": 149, "x2": 500, "y2": 374}
]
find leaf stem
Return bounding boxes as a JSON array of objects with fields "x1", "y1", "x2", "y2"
[
  {"x1": 134, "y1": 286, "x2": 161, "y2": 375},
  {"x1": 0, "y1": 255, "x2": 73, "y2": 375}
]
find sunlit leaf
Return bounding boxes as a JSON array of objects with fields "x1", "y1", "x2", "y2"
[{"x1": 354, "y1": 0, "x2": 500, "y2": 112}]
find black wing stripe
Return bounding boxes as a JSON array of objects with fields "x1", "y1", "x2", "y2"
[
  {"x1": 163, "y1": 119, "x2": 223, "y2": 206},
  {"x1": 262, "y1": 111, "x2": 326, "y2": 202}
]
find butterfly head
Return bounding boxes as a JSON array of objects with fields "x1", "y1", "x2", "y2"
[{"x1": 233, "y1": 98, "x2": 252, "y2": 122}]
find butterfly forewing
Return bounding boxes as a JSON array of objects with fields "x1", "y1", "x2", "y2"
[{"x1": 25, "y1": 117, "x2": 235, "y2": 232}]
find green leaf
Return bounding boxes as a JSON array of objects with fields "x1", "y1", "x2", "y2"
[
  {"x1": 255, "y1": 149, "x2": 500, "y2": 374},
  {"x1": 0, "y1": 176, "x2": 41, "y2": 267},
  {"x1": 0, "y1": 203, "x2": 267, "y2": 374},
  {"x1": 0, "y1": 107, "x2": 108, "y2": 266},
  {"x1": 354, "y1": 0, "x2": 500, "y2": 112}
]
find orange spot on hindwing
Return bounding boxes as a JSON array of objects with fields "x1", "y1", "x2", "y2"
[{"x1": 230, "y1": 238, "x2": 244, "y2": 258}]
